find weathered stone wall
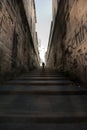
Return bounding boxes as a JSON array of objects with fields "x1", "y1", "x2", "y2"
[
  {"x1": 64, "y1": 0, "x2": 87, "y2": 84},
  {"x1": 0, "y1": 0, "x2": 39, "y2": 80},
  {"x1": 23, "y1": 0, "x2": 40, "y2": 67},
  {"x1": 46, "y1": 0, "x2": 87, "y2": 85},
  {"x1": 46, "y1": 0, "x2": 64, "y2": 69},
  {"x1": 46, "y1": 22, "x2": 62, "y2": 69}
]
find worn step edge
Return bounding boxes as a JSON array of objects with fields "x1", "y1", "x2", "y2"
[
  {"x1": 5, "y1": 82, "x2": 73, "y2": 86},
  {"x1": 15, "y1": 78, "x2": 67, "y2": 80},
  {"x1": 7, "y1": 80, "x2": 71, "y2": 83},
  {"x1": 0, "y1": 112, "x2": 87, "y2": 123},
  {"x1": 0, "y1": 90, "x2": 87, "y2": 95},
  {"x1": 22, "y1": 75, "x2": 64, "y2": 77}
]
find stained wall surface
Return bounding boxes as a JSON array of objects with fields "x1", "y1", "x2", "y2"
[
  {"x1": 46, "y1": 0, "x2": 87, "y2": 84},
  {"x1": 64, "y1": 0, "x2": 87, "y2": 84},
  {"x1": 0, "y1": 0, "x2": 39, "y2": 80}
]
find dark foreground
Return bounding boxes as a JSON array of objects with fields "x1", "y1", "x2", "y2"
[{"x1": 0, "y1": 69, "x2": 87, "y2": 130}]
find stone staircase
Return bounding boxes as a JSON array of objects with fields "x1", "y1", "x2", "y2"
[{"x1": 0, "y1": 69, "x2": 87, "y2": 130}]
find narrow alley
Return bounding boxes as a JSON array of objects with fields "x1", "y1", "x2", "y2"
[{"x1": 0, "y1": 0, "x2": 87, "y2": 129}]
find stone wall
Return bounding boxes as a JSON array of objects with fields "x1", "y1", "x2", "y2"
[
  {"x1": 64, "y1": 0, "x2": 87, "y2": 84},
  {"x1": 46, "y1": 21, "x2": 63, "y2": 69},
  {"x1": 46, "y1": 0, "x2": 64, "y2": 69},
  {"x1": 0, "y1": 0, "x2": 39, "y2": 80},
  {"x1": 23, "y1": 0, "x2": 40, "y2": 66},
  {"x1": 46, "y1": 0, "x2": 87, "y2": 85}
]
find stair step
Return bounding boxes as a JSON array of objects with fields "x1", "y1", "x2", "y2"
[
  {"x1": 0, "y1": 112, "x2": 87, "y2": 123},
  {"x1": 22, "y1": 75, "x2": 64, "y2": 77},
  {"x1": 0, "y1": 90, "x2": 87, "y2": 95},
  {"x1": 7, "y1": 80, "x2": 71, "y2": 82},
  {"x1": 16, "y1": 77, "x2": 67, "y2": 80},
  {"x1": 6, "y1": 80, "x2": 73, "y2": 86},
  {"x1": 0, "y1": 123, "x2": 87, "y2": 130},
  {"x1": 0, "y1": 84, "x2": 83, "y2": 95},
  {"x1": 0, "y1": 95, "x2": 87, "y2": 113}
]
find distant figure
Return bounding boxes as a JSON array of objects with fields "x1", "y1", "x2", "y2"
[{"x1": 42, "y1": 62, "x2": 45, "y2": 70}]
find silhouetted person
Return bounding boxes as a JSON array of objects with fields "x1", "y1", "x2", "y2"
[{"x1": 42, "y1": 62, "x2": 45, "y2": 70}]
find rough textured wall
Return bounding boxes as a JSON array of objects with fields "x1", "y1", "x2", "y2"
[
  {"x1": 64, "y1": 0, "x2": 87, "y2": 84},
  {"x1": 0, "y1": 0, "x2": 39, "y2": 80},
  {"x1": 46, "y1": 0, "x2": 66, "y2": 69},
  {"x1": 23, "y1": 0, "x2": 40, "y2": 66},
  {"x1": 52, "y1": 0, "x2": 58, "y2": 20},
  {"x1": 46, "y1": 0, "x2": 87, "y2": 85},
  {"x1": 46, "y1": 44, "x2": 54, "y2": 68},
  {"x1": 46, "y1": 23, "x2": 62, "y2": 69}
]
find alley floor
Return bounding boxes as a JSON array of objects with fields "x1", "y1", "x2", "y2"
[{"x1": 0, "y1": 69, "x2": 87, "y2": 130}]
